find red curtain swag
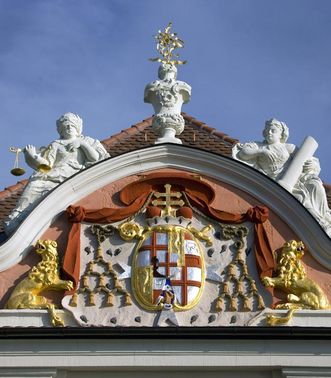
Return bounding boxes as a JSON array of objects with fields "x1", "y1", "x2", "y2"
[{"x1": 63, "y1": 174, "x2": 275, "y2": 290}]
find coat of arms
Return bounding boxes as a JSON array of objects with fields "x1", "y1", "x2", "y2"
[{"x1": 61, "y1": 174, "x2": 272, "y2": 327}]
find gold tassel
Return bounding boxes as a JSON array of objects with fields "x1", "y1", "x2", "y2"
[
  {"x1": 230, "y1": 297, "x2": 237, "y2": 311},
  {"x1": 222, "y1": 282, "x2": 230, "y2": 294},
  {"x1": 98, "y1": 275, "x2": 105, "y2": 287},
  {"x1": 89, "y1": 292, "x2": 95, "y2": 306},
  {"x1": 69, "y1": 293, "x2": 78, "y2": 307},
  {"x1": 257, "y1": 294, "x2": 265, "y2": 310},
  {"x1": 113, "y1": 277, "x2": 122, "y2": 290},
  {"x1": 242, "y1": 264, "x2": 248, "y2": 275},
  {"x1": 215, "y1": 297, "x2": 223, "y2": 312},
  {"x1": 87, "y1": 262, "x2": 94, "y2": 273},
  {"x1": 96, "y1": 246, "x2": 103, "y2": 259},
  {"x1": 243, "y1": 296, "x2": 251, "y2": 311},
  {"x1": 227, "y1": 264, "x2": 235, "y2": 277},
  {"x1": 82, "y1": 276, "x2": 89, "y2": 288},
  {"x1": 106, "y1": 292, "x2": 114, "y2": 306},
  {"x1": 124, "y1": 294, "x2": 132, "y2": 306}
]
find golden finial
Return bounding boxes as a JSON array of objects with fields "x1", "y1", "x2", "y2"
[{"x1": 149, "y1": 22, "x2": 187, "y2": 66}]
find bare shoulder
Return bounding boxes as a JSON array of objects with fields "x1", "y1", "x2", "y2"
[{"x1": 286, "y1": 143, "x2": 296, "y2": 154}]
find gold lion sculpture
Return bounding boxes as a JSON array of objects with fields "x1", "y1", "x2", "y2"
[
  {"x1": 6, "y1": 240, "x2": 73, "y2": 326},
  {"x1": 262, "y1": 240, "x2": 330, "y2": 325}
]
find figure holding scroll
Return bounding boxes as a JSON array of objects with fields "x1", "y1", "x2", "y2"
[
  {"x1": 232, "y1": 118, "x2": 331, "y2": 237},
  {"x1": 232, "y1": 118, "x2": 295, "y2": 180}
]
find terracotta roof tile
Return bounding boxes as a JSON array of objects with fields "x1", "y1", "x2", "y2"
[
  {"x1": 0, "y1": 113, "x2": 330, "y2": 234},
  {"x1": 0, "y1": 181, "x2": 27, "y2": 232},
  {"x1": 102, "y1": 113, "x2": 237, "y2": 158}
]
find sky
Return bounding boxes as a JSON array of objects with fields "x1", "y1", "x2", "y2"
[{"x1": 0, "y1": 0, "x2": 330, "y2": 188}]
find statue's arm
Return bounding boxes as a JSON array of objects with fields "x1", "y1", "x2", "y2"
[
  {"x1": 78, "y1": 137, "x2": 109, "y2": 163},
  {"x1": 23, "y1": 145, "x2": 53, "y2": 171},
  {"x1": 286, "y1": 143, "x2": 296, "y2": 155},
  {"x1": 79, "y1": 140, "x2": 99, "y2": 161},
  {"x1": 235, "y1": 142, "x2": 261, "y2": 162}
]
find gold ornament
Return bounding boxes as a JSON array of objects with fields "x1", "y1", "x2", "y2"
[
  {"x1": 71, "y1": 226, "x2": 132, "y2": 309},
  {"x1": 119, "y1": 222, "x2": 144, "y2": 241},
  {"x1": 36, "y1": 145, "x2": 53, "y2": 173},
  {"x1": 215, "y1": 225, "x2": 265, "y2": 312},
  {"x1": 149, "y1": 22, "x2": 187, "y2": 66},
  {"x1": 262, "y1": 240, "x2": 330, "y2": 325},
  {"x1": 5, "y1": 240, "x2": 73, "y2": 326},
  {"x1": 125, "y1": 223, "x2": 210, "y2": 311},
  {"x1": 152, "y1": 183, "x2": 185, "y2": 216}
]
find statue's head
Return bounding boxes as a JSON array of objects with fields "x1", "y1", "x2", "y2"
[
  {"x1": 158, "y1": 63, "x2": 177, "y2": 80},
  {"x1": 263, "y1": 118, "x2": 289, "y2": 144},
  {"x1": 56, "y1": 113, "x2": 83, "y2": 139}
]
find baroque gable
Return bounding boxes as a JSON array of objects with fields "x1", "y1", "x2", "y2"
[{"x1": 0, "y1": 146, "x2": 330, "y2": 329}]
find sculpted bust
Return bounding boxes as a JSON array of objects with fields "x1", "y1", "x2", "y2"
[
  {"x1": 233, "y1": 118, "x2": 331, "y2": 237},
  {"x1": 144, "y1": 63, "x2": 191, "y2": 144},
  {"x1": 4, "y1": 112, "x2": 110, "y2": 234}
]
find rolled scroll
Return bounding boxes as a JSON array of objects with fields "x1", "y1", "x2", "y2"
[{"x1": 277, "y1": 136, "x2": 318, "y2": 192}]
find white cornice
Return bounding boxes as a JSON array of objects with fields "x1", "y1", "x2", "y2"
[{"x1": 0, "y1": 144, "x2": 330, "y2": 271}]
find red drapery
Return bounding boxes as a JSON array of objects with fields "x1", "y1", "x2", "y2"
[{"x1": 63, "y1": 173, "x2": 275, "y2": 290}]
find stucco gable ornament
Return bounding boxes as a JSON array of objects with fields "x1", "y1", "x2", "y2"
[
  {"x1": 144, "y1": 23, "x2": 191, "y2": 144},
  {"x1": 232, "y1": 118, "x2": 331, "y2": 237},
  {"x1": 4, "y1": 112, "x2": 110, "y2": 235},
  {"x1": 59, "y1": 175, "x2": 275, "y2": 327}
]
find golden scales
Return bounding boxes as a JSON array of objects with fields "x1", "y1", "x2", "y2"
[
  {"x1": 9, "y1": 147, "x2": 25, "y2": 176},
  {"x1": 9, "y1": 147, "x2": 52, "y2": 176}
]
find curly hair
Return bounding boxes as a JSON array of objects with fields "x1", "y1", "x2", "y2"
[{"x1": 263, "y1": 118, "x2": 289, "y2": 143}]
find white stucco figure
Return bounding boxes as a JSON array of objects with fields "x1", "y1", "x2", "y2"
[
  {"x1": 232, "y1": 118, "x2": 295, "y2": 179},
  {"x1": 232, "y1": 118, "x2": 331, "y2": 237},
  {"x1": 144, "y1": 63, "x2": 191, "y2": 144},
  {"x1": 4, "y1": 113, "x2": 109, "y2": 234},
  {"x1": 293, "y1": 158, "x2": 331, "y2": 236}
]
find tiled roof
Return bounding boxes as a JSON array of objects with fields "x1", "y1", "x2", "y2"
[
  {"x1": 0, "y1": 113, "x2": 330, "y2": 233},
  {"x1": 102, "y1": 113, "x2": 238, "y2": 157},
  {"x1": 0, "y1": 180, "x2": 27, "y2": 233}
]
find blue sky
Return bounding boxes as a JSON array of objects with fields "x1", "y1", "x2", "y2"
[{"x1": 0, "y1": 0, "x2": 330, "y2": 188}]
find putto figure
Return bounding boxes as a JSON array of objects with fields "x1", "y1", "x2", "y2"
[
  {"x1": 233, "y1": 118, "x2": 331, "y2": 237},
  {"x1": 4, "y1": 113, "x2": 109, "y2": 234}
]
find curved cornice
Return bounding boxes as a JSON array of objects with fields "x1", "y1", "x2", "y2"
[{"x1": 0, "y1": 144, "x2": 330, "y2": 271}]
